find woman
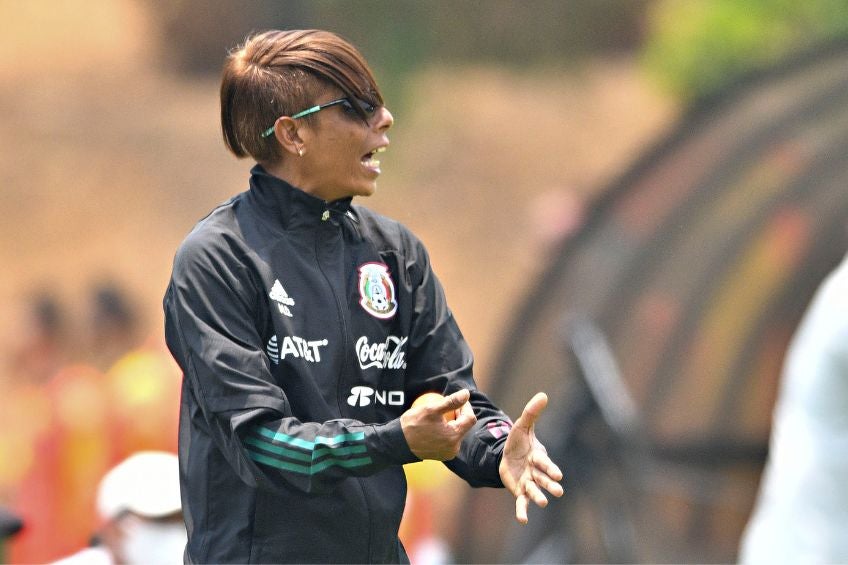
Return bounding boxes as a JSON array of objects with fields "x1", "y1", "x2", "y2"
[{"x1": 164, "y1": 29, "x2": 562, "y2": 563}]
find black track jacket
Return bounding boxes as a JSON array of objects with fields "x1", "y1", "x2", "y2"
[{"x1": 164, "y1": 166, "x2": 512, "y2": 563}]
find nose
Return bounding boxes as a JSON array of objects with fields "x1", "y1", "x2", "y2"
[{"x1": 374, "y1": 106, "x2": 393, "y2": 131}]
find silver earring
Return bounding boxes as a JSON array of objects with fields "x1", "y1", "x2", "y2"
[{"x1": 298, "y1": 147, "x2": 304, "y2": 157}]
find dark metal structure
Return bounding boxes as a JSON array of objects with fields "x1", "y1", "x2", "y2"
[{"x1": 456, "y1": 40, "x2": 848, "y2": 563}]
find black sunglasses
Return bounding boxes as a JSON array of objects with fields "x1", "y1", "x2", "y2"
[{"x1": 260, "y1": 96, "x2": 378, "y2": 138}]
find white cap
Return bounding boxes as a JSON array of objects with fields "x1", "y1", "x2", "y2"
[{"x1": 97, "y1": 451, "x2": 181, "y2": 522}]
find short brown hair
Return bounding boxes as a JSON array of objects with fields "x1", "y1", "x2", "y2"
[{"x1": 220, "y1": 29, "x2": 384, "y2": 164}]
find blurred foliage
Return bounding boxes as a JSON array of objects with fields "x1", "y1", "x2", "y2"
[
  {"x1": 642, "y1": 0, "x2": 848, "y2": 102},
  {"x1": 148, "y1": 0, "x2": 649, "y2": 103}
]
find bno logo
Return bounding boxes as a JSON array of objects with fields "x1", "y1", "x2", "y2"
[
  {"x1": 347, "y1": 386, "x2": 375, "y2": 407},
  {"x1": 347, "y1": 385, "x2": 404, "y2": 408}
]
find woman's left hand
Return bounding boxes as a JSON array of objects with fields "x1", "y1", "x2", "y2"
[{"x1": 498, "y1": 392, "x2": 564, "y2": 524}]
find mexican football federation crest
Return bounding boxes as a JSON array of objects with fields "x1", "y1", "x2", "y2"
[{"x1": 357, "y1": 262, "x2": 397, "y2": 319}]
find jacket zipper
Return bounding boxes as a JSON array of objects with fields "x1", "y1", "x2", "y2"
[
  {"x1": 316, "y1": 212, "x2": 376, "y2": 561},
  {"x1": 314, "y1": 220, "x2": 350, "y2": 416}
]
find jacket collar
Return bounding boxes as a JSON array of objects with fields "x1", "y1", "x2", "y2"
[{"x1": 247, "y1": 165, "x2": 353, "y2": 230}]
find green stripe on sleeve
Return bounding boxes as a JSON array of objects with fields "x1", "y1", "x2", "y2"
[
  {"x1": 254, "y1": 426, "x2": 366, "y2": 450},
  {"x1": 247, "y1": 450, "x2": 372, "y2": 475},
  {"x1": 245, "y1": 436, "x2": 367, "y2": 462}
]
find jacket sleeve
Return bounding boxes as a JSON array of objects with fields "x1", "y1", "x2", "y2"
[
  {"x1": 402, "y1": 235, "x2": 511, "y2": 488},
  {"x1": 164, "y1": 234, "x2": 417, "y2": 495}
]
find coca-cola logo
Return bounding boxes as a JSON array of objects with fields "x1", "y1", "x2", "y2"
[{"x1": 355, "y1": 335, "x2": 408, "y2": 370}]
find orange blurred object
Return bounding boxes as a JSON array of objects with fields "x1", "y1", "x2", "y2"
[
  {"x1": 9, "y1": 364, "x2": 112, "y2": 563},
  {"x1": 8, "y1": 340, "x2": 181, "y2": 563}
]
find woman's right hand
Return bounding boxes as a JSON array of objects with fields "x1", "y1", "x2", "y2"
[{"x1": 400, "y1": 389, "x2": 476, "y2": 460}]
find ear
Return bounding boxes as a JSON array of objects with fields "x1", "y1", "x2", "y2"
[{"x1": 271, "y1": 117, "x2": 305, "y2": 157}]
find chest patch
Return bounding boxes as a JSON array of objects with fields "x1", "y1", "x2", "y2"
[{"x1": 357, "y1": 262, "x2": 398, "y2": 320}]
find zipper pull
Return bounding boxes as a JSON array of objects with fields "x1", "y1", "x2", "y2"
[{"x1": 321, "y1": 210, "x2": 330, "y2": 222}]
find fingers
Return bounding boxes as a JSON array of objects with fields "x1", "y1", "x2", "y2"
[
  {"x1": 448, "y1": 403, "x2": 476, "y2": 434},
  {"x1": 514, "y1": 481, "x2": 549, "y2": 524},
  {"x1": 533, "y1": 467, "x2": 564, "y2": 498},
  {"x1": 441, "y1": 389, "x2": 470, "y2": 411},
  {"x1": 515, "y1": 493, "x2": 529, "y2": 525},
  {"x1": 503, "y1": 393, "x2": 562, "y2": 525},
  {"x1": 526, "y1": 392, "x2": 548, "y2": 415},
  {"x1": 515, "y1": 392, "x2": 548, "y2": 431},
  {"x1": 534, "y1": 450, "x2": 563, "y2": 483},
  {"x1": 529, "y1": 445, "x2": 564, "y2": 496},
  {"x1": 411, "y1": 390, "x2": 471, "y2": 422},
  {"x1": 457, "y1": 399, "x2": 475, "y2": 420},
  {"x1": 525, "y1": 478, "x2": 549, "y2": 507},
  {"x1": 436, "y1": 390, "x2": 475, "y2": 431},
  {"x1": 513, "y1": 469, "x2": 562, "y2": 524}
]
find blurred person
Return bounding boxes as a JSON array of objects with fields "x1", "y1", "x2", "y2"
[
  {"x1": 0, "y1": 297, "x2": 62, "y2": 502},
  {"x1": 0, "y1": 507, "x2": 23, "y2": 564},
  {"x1": 10, "y1": 338, "x2": 180, "y2": 563},
  {"x1": 9, "y1": 363, "x2": 112, "y2": 563},
  {"x1": 739, "y1": 251, "x2": 848, "y2": 563},
  {"x1": 88, "y1": 282, "x2": 140, "y2": 371},
  {"x1": 0, "y1": 377, "x2": 50, "y2": 506},
  {"x1": 6, "y1": 293, "x2": 67, "y2": 385},
  {"x1": 53, "y1": 451, "x2": 186, "y2": 565},
  {"x1": 6, "y1": 293, "x2": 177, "y2": 562},
  {"x1": 104, "y1": 332, "x2": 181, "y2": 459},
  {"x1": 0, "y1": 296, "x2": 65, "y2": 553},
  {"x1": 164, "y1": 29, "x2": 563, "y2": 563}
]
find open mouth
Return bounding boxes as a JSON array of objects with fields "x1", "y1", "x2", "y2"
[{"x1": 361, "y1": 146, "x2": 386, "y2": 169}]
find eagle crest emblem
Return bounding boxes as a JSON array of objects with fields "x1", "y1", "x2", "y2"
[{"x1": 357, "y1": 262, "x2": 397, "y2": 319}]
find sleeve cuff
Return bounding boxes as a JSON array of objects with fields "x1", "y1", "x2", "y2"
[{"x1": 369, "y1": 418, "x2": 420, "y2": 465}]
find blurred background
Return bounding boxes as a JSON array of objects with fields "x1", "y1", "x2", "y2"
[{"x1": 2, "y1": 0, "x2": 848, "y2": 563}]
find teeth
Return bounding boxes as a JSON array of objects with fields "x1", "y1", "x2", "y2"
[{"x1": 362, "y1": 147, "x2": 385, "y2": 169}]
